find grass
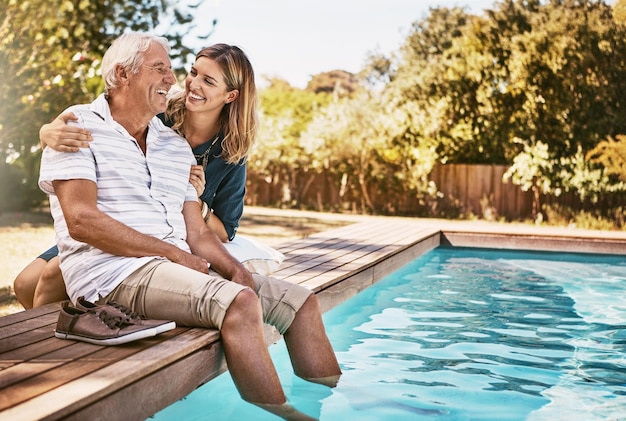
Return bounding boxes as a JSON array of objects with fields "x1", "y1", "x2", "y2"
[
  {"x1": 0, "y1": 211, "x2": 56, "y2": 316},
  {"x1": 0, "y1": 208, "x2": 355, "y2": 317}
]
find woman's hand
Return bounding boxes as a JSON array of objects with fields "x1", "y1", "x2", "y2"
[
  {"x1": 40, "y1": 112, "x2": 93, "y2": 152},
  {"x1": 189, "y1": 164, "x2": 206, "y2": 197}
]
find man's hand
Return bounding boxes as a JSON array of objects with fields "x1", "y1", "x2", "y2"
[
  {"x1": 183, "y1": 200, "x2": 255, "y2": 288},
  {"x1": 174, "y1": 251, "x2": 211, "y2": 274}
]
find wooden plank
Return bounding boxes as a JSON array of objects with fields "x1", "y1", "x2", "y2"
[
  {"x1": 0, "y1": 305, "x2": 59, "y2": 329},
  {"x1": 467, "y1": 164, "x2": 481, "y2": 215},
  {"x1": 0, "y1": 337, "x2": 74, "y2": 366},
  {"x1": 278, "y1": 220, "x2": 385, "y2": 254},
  {"x1": 276, "y1": 222, "x2": 383, "y2": 267},
  {"x1": 285, "y1": 225, "x2": 438, "y2": 288},
  {"x1": 277, "y1": 220, "x2": 374, "y2": 252},
  {"x1": 0, "y1": 323, "x2": 57, "y2": 355},
  {"x1": 0, "y1": 312, "x2": 58, "y2": 342},
  {"x1": 62, "y1": 340, "x2": 225, "y2": 421},
  {"x1": 0, "y1": 336, "x2": 150, "y2": 410},
  {"x1": 1, "y1": 328, "x2": 221, "y2": 421},
  {"x1": 275, "y1": 221, "x2": 428, "y2": 279},
  {"x1": 283, "y1": 244, "x2": 411, "y2": 286}
]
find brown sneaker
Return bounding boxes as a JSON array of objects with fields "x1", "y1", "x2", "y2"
[
  {"x1": 55, "y1": 301, "x2": 158, "y2": 345},
  {"x1": 75, "y1": 296, "x2": 176, "y2": 334}
]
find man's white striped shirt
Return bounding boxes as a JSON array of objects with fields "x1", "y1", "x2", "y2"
[{"x1": 39, "y1": 94, "x2": 197, "y2": 303}]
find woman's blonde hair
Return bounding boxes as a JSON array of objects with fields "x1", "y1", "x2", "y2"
[{"x1": 166, "y1": 44, "x2": 257, "y2": 164}]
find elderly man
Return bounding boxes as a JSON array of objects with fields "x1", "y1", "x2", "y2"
[{"x1": 39, "y1": 32, "x2": 340, "y2": 419}]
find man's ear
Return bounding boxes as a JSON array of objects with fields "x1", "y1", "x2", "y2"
[
  {"x1": 115, "y1": 64, "x2": 129, "y2": 84},
  {"x1": 226, "y1": 90, "x2": 239, "y2": 104}
]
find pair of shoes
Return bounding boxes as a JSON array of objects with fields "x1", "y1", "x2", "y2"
[
  {"x1": 55, "y1": 299, "x2": 175, "y2": 346},
  {"x1": 55, "y1": 302, "x2": 157, "y2": 346},
  {"x1": 75, "y1": 296, "x2": 175, "y2": 334}
]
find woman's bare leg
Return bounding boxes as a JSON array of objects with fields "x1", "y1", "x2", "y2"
[
  {"x1": 13, "y1": 258, "x2": 47, "y2": 309},
  {"x1": 33, "y1": 257, "x2": 68, "y2": 307}
]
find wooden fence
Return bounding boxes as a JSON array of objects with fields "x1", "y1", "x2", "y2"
[
  {"x1": 429, "y1": 164, "x2": 533, "y2": 220},
  {"x1": 245, "y1": 164, "x2": 535, "y2": 221}
]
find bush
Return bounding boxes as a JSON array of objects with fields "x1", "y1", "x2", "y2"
[{"x1": 542, "y1": 204, "x2": 624, "y2": 231}]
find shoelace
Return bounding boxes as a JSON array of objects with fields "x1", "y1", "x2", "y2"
[
  {"x1": 107, "y1": 301, "x2": 147, "y2": 321},
  {"x1": 97, "y1": 309, "x2": 131, "y2": 329}
]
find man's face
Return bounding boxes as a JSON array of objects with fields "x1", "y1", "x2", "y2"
[{"x1": 128, "y1": 44, "x2": 176, "y2": 117}]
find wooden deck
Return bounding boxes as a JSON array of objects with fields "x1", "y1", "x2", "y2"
[
  {"x1": 0, "y1": 219, "x2": 440, "y2": 421},
  {"x1": 1, "y1": 218, "x2": 624, "y2": 420}
]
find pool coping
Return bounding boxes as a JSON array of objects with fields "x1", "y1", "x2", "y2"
[
  {"x1": 284, "y1": 220, "x2": 625, "y2": 315},
  {"x1": 1, "y1": 219, "x2": 624, "y2": 420}
]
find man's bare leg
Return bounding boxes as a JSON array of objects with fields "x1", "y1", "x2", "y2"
[
  {"x1": 284, "y1": 294, "x2": 342, "y2": 386},
  {"x1": 221, "y1": 288, "x2": 314, "y2": 420}
]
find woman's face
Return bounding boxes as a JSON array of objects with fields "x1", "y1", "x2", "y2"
[{"x1": 184, "y1": 57, "x2": 237, "y2": 114}]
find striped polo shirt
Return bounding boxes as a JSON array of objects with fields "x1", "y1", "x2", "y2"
[{"x1": 39, "y1": 94, "x2": 198, "y2": 303}]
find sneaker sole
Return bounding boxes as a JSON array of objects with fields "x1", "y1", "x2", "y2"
[
  {"x1": 153, "y1": 321, "x2": 176, "y2": 334},
  {"x1": 54, "y1": 327, "x2": 158, "y2": 346}
]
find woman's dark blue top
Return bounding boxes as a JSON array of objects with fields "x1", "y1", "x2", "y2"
[{"x1": 159, "y1": 114, "x2": 246, "y2": 241}]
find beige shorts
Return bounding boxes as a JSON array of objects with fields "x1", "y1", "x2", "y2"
[{"x1": 103, "y1": 259, "x2": 312, "y2": 334}]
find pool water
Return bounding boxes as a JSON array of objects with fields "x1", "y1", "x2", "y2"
[{"x1": 152, "y1": 247, "x2": 626, "y2": 420}]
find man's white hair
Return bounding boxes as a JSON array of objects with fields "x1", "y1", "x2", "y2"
[{"x1": 101, "y1": 32, "x2": 170, "y2": 93}]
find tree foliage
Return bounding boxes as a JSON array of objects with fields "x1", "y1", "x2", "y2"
[
  {"x1": 305, "y1": 70, "x2": 359, "y2": 96},
  {"x1": 587, "y1": 135, "x2": 626, "y2": 183},
  {"x1": 2, "y1": 0, "x2": 624, "y2": 224},
  {"x1": 382, "y1": 0, "x2": 626, "y2": 166},
  {"x1": 251, "y1": 78, "x2": 332, "y2": 206},
  {"x1": 0, "y1": 0, "x2": 210, "y2": 210},
  {"x1": 614, "y1": 0, "x2": 626, "y2": 23},
  {"x1": 298, "y1": 91, "x2": 406, "y2": 213},
  {"x1": 247, "y1": 0, "x2": 624, "y2": 222}
]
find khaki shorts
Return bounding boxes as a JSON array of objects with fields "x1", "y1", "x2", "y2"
[{"x1": 103, "y1": 259, "x2": 311, "y2": 334}]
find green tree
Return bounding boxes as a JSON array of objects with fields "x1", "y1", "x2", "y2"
[
  {"x1": 299, "y1": 92, "x2": 387, "y2": 213},
  {"x1": 587, "y1": 135, "x2": 626, "y2": 183},
  {"x1": 251, "y1": 79, "x2": 332, "y2": 206},
  {"x1": 504, "y1": 135, "x2": 625, "y2": 221},
  {"x1": 502, "y1": 139, "x2": 554, "y2": 219},
  {"x1": 305, "y1": 70, "x2": 359, "y2": 96},
  {"x1": 492, "y1": 0, "x2": 626, "y2": 221},
  {"x1": 373, "y1": 0, "x2": 624, "y2": 218},
  {"x1": 499, "y1": 0, "x2": 626, "y2": 156},
  {"x1": 384, "y1": 0, "x2": 626, "y2": 165},
  {"x1": 0, "y1": 0, "x2": 210, "y2": 211},
  {"x1": 614, "y1": 0, "x2": 626, "y2": 23},
  {"x1": 382, "y1": 6, "x2": 509, "y2": 165}
]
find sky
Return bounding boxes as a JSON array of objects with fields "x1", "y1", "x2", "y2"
[
  {"x1": 187, "y1": 0, "x2": 616, "y2": 89},
  {"x1": 186, "y1": 0, "x2": 501, "y2": 88}
]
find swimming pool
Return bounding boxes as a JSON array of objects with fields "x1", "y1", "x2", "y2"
[{"x1": 152, "y1": 246, "x2": 626, "y2": 420}]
